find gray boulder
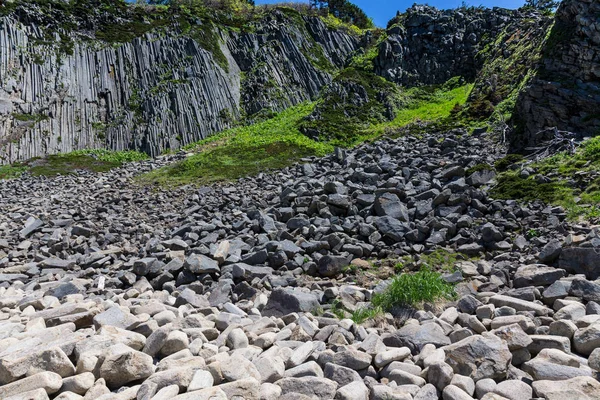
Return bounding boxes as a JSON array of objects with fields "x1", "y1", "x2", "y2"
[
  {"x1": 263, "y1": 288, "x2": 320, "y2": 317},
  {"x1": 444, "y1": 334, "x2": 512, "y2": 381}
]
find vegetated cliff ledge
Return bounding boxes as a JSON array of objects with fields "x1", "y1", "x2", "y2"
[
  {"x1": 512, "y1": 0, "x2": 600, "y2": 149},
  {"x1": 0, "y1": 1, "x2": 359, "y2": 163}
]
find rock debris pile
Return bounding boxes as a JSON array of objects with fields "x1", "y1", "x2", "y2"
[{"x1": 1, "y1": 130, "x2": 599, "y2": 399}]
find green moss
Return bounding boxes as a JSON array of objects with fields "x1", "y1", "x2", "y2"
[
  {"x1": 491, "y1": 137, "x2": 600, "y2": 221},
  {"x1": 490, "y1": 171, "x2": 570, "y2": 204},
  {"x1": 299, "y1": 68, "x2": 405, "y2": 146},
  {"x1": 466, "y1": 163, "x2": 494, "y2": 176},
  {"x1": 347, "y1": 30, "x2": 386, "y2": 73},
  {"x1": 140, "y1": 103, "x2": 332, "y2": 187},
  {"x1": 12, "y1": 113, "x2": 48, "y2": 123},
  {"x1": 466, "y1": 17, "x2": 552, "y2": 122},
  {"x1": 0, "y1": 149, "x2": 147, "y2": 178},
  {"x1": 183, "y1": 20, "x2": 229, "y2": 72},
  {"x1": 494, "y1": 154, "x2": 524, "y2": 171},
  {"x1": 0, "y1": 164, "x2": 27, "y2": 180}
]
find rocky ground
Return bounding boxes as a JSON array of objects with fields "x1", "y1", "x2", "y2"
[{"x1": 1, "y1": 129, "x2": 600, "y2": 400}]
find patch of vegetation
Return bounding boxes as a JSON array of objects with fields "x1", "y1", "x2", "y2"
[
  {"x1": 372, "y1": 268, "x2": 456, "y2": 311},
  {"x1": 466, "y1": 163, "x2": 494, "y2": 176},
  {"x1": 0, "y1": 149, "x2": 147, "y2": 178},
  {"x1": 494, "y1": 154, "x2": 524, "y2": 171},
  {"x1": 12, "y1": 113, "x2": 48, "y2": 123},
  {"x1": 0, "y1": 164, "x2": 28, "y2": 180},
  {"x1": 299, "y1": 68, "x2": 406, "y2": 146},
  {"x1": 526, "y1": 228, "x2": 540, "y2": 238},
  {"x1": 365, "y1": 77, "x2": 474, "y2": 138},
  {"x1": 347, "y1": 30, "x2": 387, "y2": 73},
  {"x1": 491, "y1": 137, "x2": 600, "y2": 221},
  {"x1": 466, "y1": 16, "x2": 553, "y2": 122},
  {"x1": 350, "y1": 306, "x2": 382, "y2": 324},
  {"x1": 180, "y1": 17, "x2": 229, "y2": 71},
  {"x1": 394, "y1": 248, "x2": 468, "y2": 275},
  {"x1": 140, "y1": 103, "x2": 332, "y2": 186},
  {"x1": 319, "y1": 13, "x2": 364, "y2": 35},
  {"x1": 69, "y1": 149, "x2": 148, "y2": 163},
  {"x1": 300, "y1": 38, "x2": 335, "y2": 73},
  {"x1": 330, "y1": 299, "x2": 347, "y2": 320}
]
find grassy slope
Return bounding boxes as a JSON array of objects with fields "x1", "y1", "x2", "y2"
[
  {"x1": 370, "y1": 82, "x2": 474, "y2": 136},
  {"x1": 140, "y1": 77, "x2": 474, "y2": 187},
  {"x1": 140, "y1": 103, "x2": 332, "y2": 186},
  {"x1": 0, "y1": 150, "x2": 147, "y2": 179},
  {"x1": 491, "y1": 137, "x2": 600, "y2": 221}
]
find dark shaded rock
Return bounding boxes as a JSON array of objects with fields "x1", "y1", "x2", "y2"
[
  {"x1": 318, "y1": 255, "x2": 350, "y2": 277},
  {"x1": 559, "y1": 247, "x2": 600, "y2": 279},
  {"x1": 263, "y1": 288, "x2": 320, "y2": 317},
  {"x1": 539, "y1": 240, "x2": 562, "y2": 263},
  {"x1": 383, "y1": 322, "x2": 451, "y2": 352}
]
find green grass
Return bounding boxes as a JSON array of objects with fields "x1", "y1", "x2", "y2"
[
  {"x1": 330, "y1": 300, "x2": 347, "y2": 320},
  {"x1": 320, "y1": 14, "x2": 365, "y2": 36},
  {"x1": 0, "y1": 164, "x2": 28, "y2": 180},
  {"x1": 67, "y1": 149, "x2": 148, "y2": 164},
  {"x1": 396, "y1": 249, "x2": 462, "y2": 273},
  {"x1": 140, "y1": 103, "x2": 332, "y2": 186},
  {"x1": 143, "y1": 76, "x2": 474, "y2": 187},
  {"x1": 490, "y1": 137, "x2": 600, "y2": 221},
  {"x1": 367, "y1": 80, "x2": 474, "y2": 137},
  {"x1": 494, "y1": 154, "x2": 525, "y2": 171},
  {"x1": 372, "y1": 268, "x2": 456, "y2": 311},
  {"x1": 350, "y1": 306, "x2": 382, "y2": 324},
  {"x1": 0, "y1": 149, "x2": 148, "y2": 179},
  {"x1": 466, "y1": 163, "x2": 494, "y2": 176}
]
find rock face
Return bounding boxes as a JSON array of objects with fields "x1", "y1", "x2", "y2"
[
  {"x1": 2, "y1": 0, "x2": 595, "y2": 163},
  {"x1": 0, "y1": 5, "x2": 358, "y2": 162},
  {"x1": 373, "y1": 5, "x2": 542, "y2": 86},
  {"x1": 513, "y1": 0, "x2": 600, "y2": 147}
]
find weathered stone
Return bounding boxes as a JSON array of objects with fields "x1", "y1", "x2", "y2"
[
  {"x1": 276, "y1": 377, "x2": 338, "y2": 399},
  {"x1": 0, "y1": 371, "x2": 63, "y2": 398},
  {"x1": 262, "y1": 288, "x2": 320, "y2": 317},
  {"x1": 444, "y1": 334, "x2": 512, "y2": 381},
  {"x1": 99, "y1": 344, "x2": 155, "y2": 388},
  {"x1": 532, "y1": 376, "x2": 600, "y2": 400}
]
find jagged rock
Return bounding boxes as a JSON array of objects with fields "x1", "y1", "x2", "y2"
[
  {"x1": 384, "y1": 322, "x2": 451, "y2": 351},
  {"x1": 532, "y1": 376, "x2": 600, "y2": 400},
  {"x1": 573, "y1": 323, "x2": 600, "y2": 355},
  {"x1": 99, "y1": 344, "x2": 155, "y2": 388},
  {"x1": 444, "y1": 334, "x2": 512, "y2": 381},
  {"x1": 262, "y1": 288, "x2": 319, "y2": 317},
  {"x1": 558, "y1": 247, "x2": 600, "y2": 280},
  {"x1": 0, "y1": 372, "x2": 63, "y2": 398}
]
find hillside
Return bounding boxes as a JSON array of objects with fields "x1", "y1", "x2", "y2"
[
  {"x1": 1, "y1": 1, "x2": 600, "y2": 400},
  {"x1": 0, "y1": 0, "x2": 597, "y2": 163}
]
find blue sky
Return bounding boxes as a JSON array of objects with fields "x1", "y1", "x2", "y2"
[{"x1": 255, "y1": 0, "x2": 527, "y2": 27}]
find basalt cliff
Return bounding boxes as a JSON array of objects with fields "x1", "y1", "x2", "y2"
[{"x1": 0, "y1": 0, "x2": 598, "y2": 163}]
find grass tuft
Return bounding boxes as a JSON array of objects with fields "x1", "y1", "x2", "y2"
[
  {"x1": 350, "y1": 306, "x2": 382, "y2": 324},
  {"x1": 372, "y1": 268, "x2": 456, "y2": 311},
  {"x1": 0, "y1": 164, "x2": 28, "y2": 180}
]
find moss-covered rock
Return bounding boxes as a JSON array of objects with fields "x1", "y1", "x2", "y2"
[{"x1": 299, "y1": 68, "x2": 404, "y2": 146}]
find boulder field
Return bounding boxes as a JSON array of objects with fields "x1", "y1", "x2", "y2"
[{"x1": 0, "y1": 130, "x2": 599, "y2": 399}]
